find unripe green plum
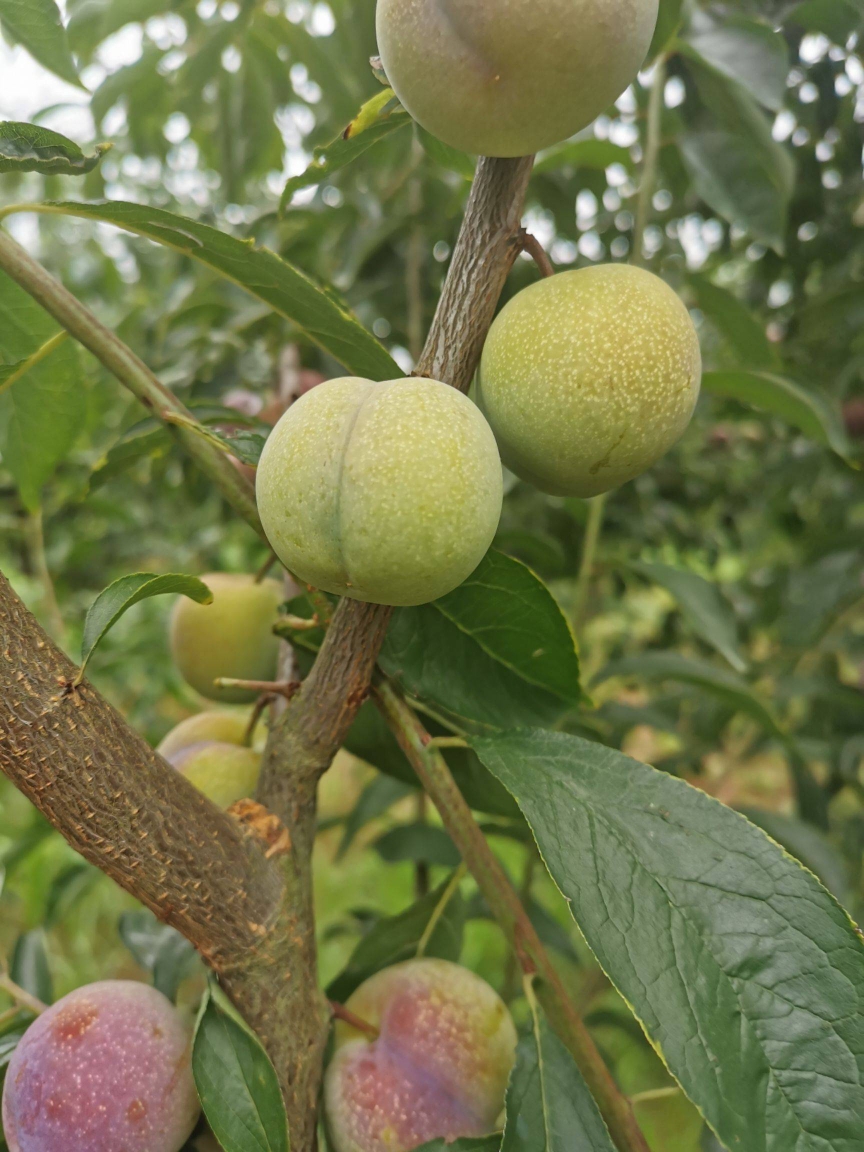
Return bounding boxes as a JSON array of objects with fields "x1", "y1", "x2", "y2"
[
  {"x1": 477, "y1": 265, "x2": 702, "y2": 497},
  {"x1": 256, "y1": 377, "x2": 502, "y2": 607},
  {"x1": 2, "y1": 981, "x2": 199, "y2": 1152},
  {"x1": 324, "y1": 958, "x2": 516, "y2": 1152},
  {"x1": 167, "y1": 741, "x2": 261, "y2": 809},
  {"x1": 157, "y1": 710, "x2": 252, "y2": 757},
  {"x1": 169, "y1": 573, "x2": 283, "y2": 703},
  {"x1": 376, "y1": 0, "x2": 659, "y2": 158}
]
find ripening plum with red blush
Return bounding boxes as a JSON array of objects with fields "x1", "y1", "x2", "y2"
[{"x1": 2, "y1": 980, "x2": 200, "y2": 1152}]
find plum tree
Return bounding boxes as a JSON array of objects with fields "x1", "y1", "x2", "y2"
[
  {"x1": 157, "y1": 710, "x2": 254, "y2": 757},
  {"x1": 477, "y1": 264, "x2": 702, "y2": 497},
  {"x1": 323, "y1": 958, "x2": 516, "y2": 1152},
  {"x1": 166, "y1": 741, "x2": 262, "y2": 808},
  {"x1": 256, "y1": 377, "x2": 502, "y2": 606},
  {"x1": 169, "y1": 573, "x2": 283, "y2": 703},
  {"x1": 375, "y1": 0, "x2": 659, "y2": 157},
  {"x1": 1, "y1": 981, "x2": 199, "y2": 1152}
]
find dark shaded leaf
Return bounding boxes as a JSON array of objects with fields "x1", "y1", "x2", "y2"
[
  {"x1": 781, "y1": 551, "x2": 863, "y2": 645},
  {"x1": 373, "y1": 823, "x2": 461, "y2": 867},
  {"x1": 687, "y1": 274, "x2": 778, "y2": 370},
  {"x1": 10, "y1": 930, "x2": 52, "y2": 1006},
  {"x1": 119, "y1": 911, "x2": 199, "y2": 1003},
  {"x1": 681, "y1": 11, "x2": 789, "y2": 110},
  {"x1": 337, "y1": 774, "x2": 416, "y2": 859}
]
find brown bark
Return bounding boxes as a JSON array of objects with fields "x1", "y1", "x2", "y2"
[{"x1": 0, "y1": 571, "x2": 325, "y2": 1143}]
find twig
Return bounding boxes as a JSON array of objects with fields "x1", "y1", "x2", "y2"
[
  {"x1": 255, "y1": 552, "x2": 279, "y2": 583},
  {"x1": 632, "y1": 57, "x2": 667, "y2": 268},
  {"x1": 518, "y1": 229, "x2": 555, "y2": 278},
  {"x1": 416, "y1": 862, "x2": 467, "y2": 956},
  {"x1": 425, "y1": 736, "x2": 469, "y2": 750},
  {"x1": 0, "y1": 971, "x2": 48, "y2": 1016},
  {"x1": 572, "y1": 494, "x2": 608, "y2": 627},
  {"x1": 214, "y1": 678, "x2": 301, "y2": 700},
  {"x1": 329, "y1": 1000, "x2": 379, "y2": 1039},
  {"x1": 373, "y1": 678, "x2": 649, "y2": 1152}
]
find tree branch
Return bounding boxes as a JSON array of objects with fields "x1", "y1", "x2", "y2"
[
  {"x1": 0, "y1": 571, "x2": 327, "y2": 1144},
  {"x1": 374, "y1": 679, "x2": 650, "y2": 1152},
  {"x1": 0, "y1": 228, "x2": 263, "y2": 536}
]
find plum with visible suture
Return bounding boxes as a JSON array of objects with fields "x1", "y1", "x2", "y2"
[
  {"x1": 169, "y1": 573, "x2": 283, "y2": 703},
  {"x1": 477, "y1": 265, "x2": 702, "y2": 497},
  {"x1": 376, "y1": 0, "x2": 659, "y2": 158},
  {"x1": 2, "y1": 981, "x2": 200, "y2": 1152},
  {"x1": 324, "y1": 958, "x2": 517, "y2": 1152},
  {"x1": 167, "y1": 741, "x2": 262, "y2": 809},
  {"x1": 255, "y1": 377, "x2": 503, "y2": 607}
]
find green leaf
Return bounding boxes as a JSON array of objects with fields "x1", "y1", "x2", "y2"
[
  {"x1": 337, "y1": 775, "x2": 416, "y2": 859},
  {"x1": 687, "y1": 275, "x2": 778, "y2": 370},
  {"x1": 42, "y1": 201, "x2": 400, "y2": 381},
  {"x1": 11, "y1": 930, "x2": 52, "y2": 1005},
  {"x1": 681, "y1": 11, "x2": 789, "y2": 111},
  {"x1": 0, "y1": 274, "x2": 84, "y2": 511},
  {"x1": 416, "y1": 126, "x2": 476, "y2": 179},
  {"x1": 327, "y1": 873, "x2": 465, "y2": 1002},
  {"x1": 648, "y1": 0, "x2": 683, "y2": 58},
  {"x1": 533, "y1": 139, "x2": 633, "y2": 177},
  {"x1": 740, "y1": 809, "x2": 855, "y2": 909},
  {"x1": 0, "y1": 0, "x2": 80, "y2": 86},
  {"x1": 702, "y1": 371, "x2": 852, "y2": 461},
  {"x1": 193, "y1": 983, "x2": 289, "y2": 1152},
  {"x1": 380, "y1": 551, "x2": 583, "y2": 735},
  {"x1": 80, "y1": 572, "x2": 214, "y2": 676},
  {"x1": 119, "y1": 911, "x2": 199, "y2": 1003},
  {"x1": 280, "y1": 89, "x2": 411, "y2": 209},
  {"x1": 594, "y1": 651, "x2": 783, "y2": 738},
  {"x1": 680, "y1": 58, "x2": 794, "y2": 252},
  {"x1": 628, "y1": 561, "x2": 746, "y2": 672},
  {"x1": 0, "y1": 122, "x2": 109, "y2": 175},
  {"x1": 66, "y1": 0, "x2": 171, "y2": 57},
  {"x1": 502, "y1": 980, "x2": 616, "y2": 1152},
  {"x1": 472, "y1": 729, "x2": 864, "y2": 1152},
  {"x1": 788, "y1": 0, "x2": 862, "y2": 41},
  {"x1": 781, "y1": 551, "x2": 864, "y2": 646},
  {"x1": 373, "y1": 823, "x2": 461, "y2": 867}
]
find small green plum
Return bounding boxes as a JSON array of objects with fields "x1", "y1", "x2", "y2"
[
  {"x1": 324, "y1": 958, "x2": 517, "y2": 1152},
  {"x1": 376, "y1": 0, "x2": 659, "y2": 158},
  {"x1": 167, "y1": 741, "x2": 261, "y2": 809},
  {"x1": 255, "y1": 377, "x2": 502, "y2": 607},
  {"x1": 157, "y1": 710, "x2": 254, "y2": 758},
  {"x1": 477, "y1": 264, "x2": 702, "y2": 497},
  {"x1": 169, "y1": 573, "x2": 283, "y2": 703}
]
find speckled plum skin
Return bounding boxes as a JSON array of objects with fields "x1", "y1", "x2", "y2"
[
  {"x1": 324, "y1": 958, "x2": 517, "y2": 1152},
  {"x1": 255, "y1": 377, "x2": 503, "y2": 607},
  {"x1": 167, "y1": 741, "x2": 262, "y2": 809},
  {"x1": 169, "y1": 573, "x2": 283, "y2": 703},
  {"x1": 376, "y1": 0, "x2": 659, "y2": 158},
  {"x1": 477, "y1": 265, "x2": 702, "y2": 497},
  {"x1": 2, "y1": 981, "x2": 200, "y2": 1152}
]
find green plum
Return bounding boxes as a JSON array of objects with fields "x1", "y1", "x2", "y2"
[
  {"x1": 376, "y1": 0, "x2": 659, "y2": 157},
  {"x1": 169, "y1": 573, "x2": 283, "y2": 703},
  {"x1": 167, "y1": 741, "x2": 262, "y2": 809},
  {"x1": 255, "y1": 377, "x2": 502, "y2": 606},
  {"x1": 324, "y1": 958, "x2": 517, "y2": 1152},
  {"x1": 157, "y1": 710, "x2": 254, "y2": 758},
  {"x1": 477, "y1": 264, "x2": 702, "y2": 497}
]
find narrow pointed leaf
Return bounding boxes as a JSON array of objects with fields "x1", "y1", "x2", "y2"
[
  {"x1": 0, "y1": 0, "x2": 80, "y2": 87},
  {"x1": 502, "y1": 984, "x2": 616, "y2": 1152},
  {"x1": 80, "y1": 573, "x2": 213, "y2": 674},
  {"x1": 192, "y1": 984, "x2": 289, "y2": 1152},
  {"x1": 472, "y1": 729, "x2": 864, "y2": 1152},
  {"x1": 41, "y1": 201, "x2": 400, "y2": 380},
  {"x1": 0, "y1": 122, "x2": 109, "y2": 175}
]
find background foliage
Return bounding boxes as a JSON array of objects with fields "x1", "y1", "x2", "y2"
[{"x1": 1, "y1": 0, "x2": 863, "y2": 1149}]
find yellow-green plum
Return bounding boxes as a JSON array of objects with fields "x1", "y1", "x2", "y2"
[
  {"x1": 255, "y1": 377, "x2": 502, "y2": 607},
  {"x1": 157, "y1": 710, "x2": 252, "y2": 757},
  {"x1": 376, "y1": 0, "x2": 659, "y2": 158},
  {"x1": 167, "y1": 741, "x2": 261, "y2": 809},
  {"x1": 1, "y1": 981, "x2": 199, "y2": 1152},
  {"x1": 324, "y1": 958, "x2": 516, "y2": 1152},
  {"x1": 169, "y1": 573, "x2": 283, "y2": 703},
  {"x1": 477, "y1": 265, "x2": 702, "y2": 497}
]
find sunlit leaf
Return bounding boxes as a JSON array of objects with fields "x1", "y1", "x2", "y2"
[
  {"x1": 0, "y1": 0, "x2": 81, "y2": 86},
  {"x1": 0, "y1": 122, "x2": 109, "y2": 175}
]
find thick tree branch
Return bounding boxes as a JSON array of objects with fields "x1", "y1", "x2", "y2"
[
  {"x1": 0, "y1": 228, "x2": 262, "y2": 536},
  {"x1": 0, "y1": 571, "x2": 327, "y2": 1143}
]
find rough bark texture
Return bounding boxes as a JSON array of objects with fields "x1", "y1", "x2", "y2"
[
  {"x1": 0, "y1": 571, "x2": 323, "y2": 1145},
  {"x1": 415, "y1": 155, "x2": 535, "y2": 392}
]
